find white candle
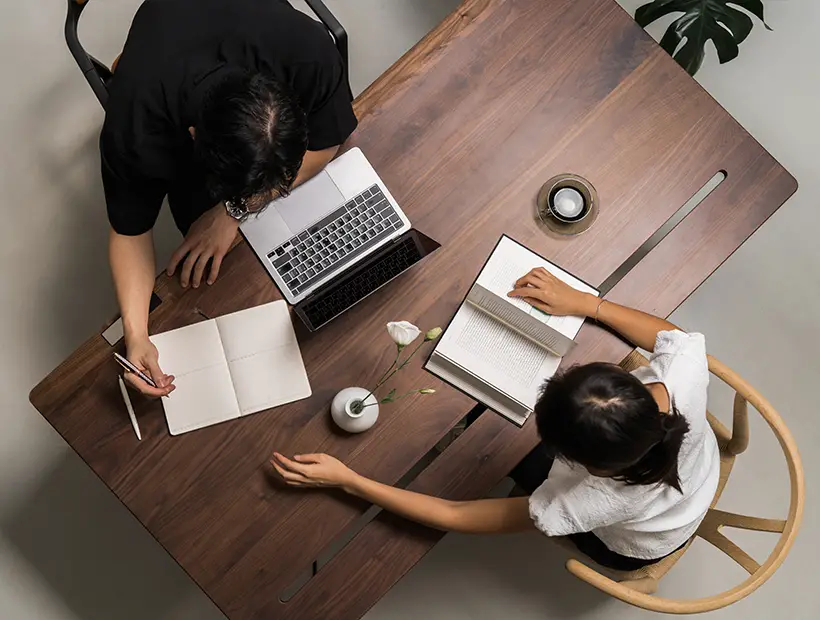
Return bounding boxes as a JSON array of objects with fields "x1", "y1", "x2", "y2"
[{"x1": 553, "y1": 187, "x2": 585, "y2": 219}]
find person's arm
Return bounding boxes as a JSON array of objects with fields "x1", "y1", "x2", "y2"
[
  {"x1": 593, "y1": 298, "x2": 679, "y2": 353},
  {"x1": 292, "y1": 145, "x2": 340, "y2": 188},
  {"x1": 109, "y1": 229, "x2": 174, "y2": 396},
  {"x1": 508, "y1": 267, "x2": 679, "y2": 352},
  {"x1": 101, "y1": 121, "x2": 177, "y2": 395},
  {"x1": 166, "y1": 146, "x2": 340, "y2": 289},
  {"x1": 271, "y1": 453, "x2": 534, "y2": 534}
]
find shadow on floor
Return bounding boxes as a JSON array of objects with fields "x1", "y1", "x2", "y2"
[
  {"x1": 26, "y1": 72, "x2": 182, "y2": 366},
  {"x1": 366, "y1": 509, "x2": 611, "y2": 619},
  {"x1": 0, "y1": 448, "x2": 225, "y2": 620}
]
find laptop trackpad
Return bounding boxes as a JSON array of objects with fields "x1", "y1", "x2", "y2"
[{"x1": 277, "y1": 172, "x2": 345, "y2": 232}]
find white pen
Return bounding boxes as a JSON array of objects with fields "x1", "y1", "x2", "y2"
[{"x1": 118, "y1": 375, "x2": 142, "y2": 441}]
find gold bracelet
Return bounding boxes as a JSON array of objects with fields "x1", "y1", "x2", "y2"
[{"x1": 594, "y1": 298, "x2": 606, "y2": 323}]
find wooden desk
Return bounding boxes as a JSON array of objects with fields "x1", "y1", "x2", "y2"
[{"x1": 31, "y1": 0, "x2": 796, "y2": 618}]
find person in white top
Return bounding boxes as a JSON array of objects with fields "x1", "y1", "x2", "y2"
[{"x1": 270, "y1": 267, "x2": 720, "y2": 570}]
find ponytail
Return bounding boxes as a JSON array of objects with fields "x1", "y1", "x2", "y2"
[{"x1": 614, "y1": 408, "x2": 690, "y2": 492}]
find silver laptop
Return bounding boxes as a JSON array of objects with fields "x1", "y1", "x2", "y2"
[{"x1": 241, "y1": 148, "x2": 438, "y2": 330}]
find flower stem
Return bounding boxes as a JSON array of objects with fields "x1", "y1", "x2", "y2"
[
  {"x1": 374, "y1": 347, "x2": 402, "y2": 387},
  {"x1": 365, "y1": 338, "x2": 427, "y2": 401},
  {"x1": 360, "y1": 346, "x2": 402, "y2": 407},
  {"x1": 360, "y1": 334, "x2": 433, "y2": 408},
  {"x1": 393, "y1": 339, "x2": 427, "y2": 375},
  {"x1": 360, "y1": 388, "x2": 431, "y2": 409}
]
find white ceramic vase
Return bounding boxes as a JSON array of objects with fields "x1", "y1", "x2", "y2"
[{"x1": 330, "y1": 387, "x2": 379, "y2": 433}]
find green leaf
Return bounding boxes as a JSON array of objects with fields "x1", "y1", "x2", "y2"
[
  {"x1": 674, "y1": 29, "x2": 708, "y2": 74},
  {"x1": 709, "y1": 17, "x2": 740, "y2": 63},
  {"x1": 658, "y1": 15, "x2": 685, "y2": 55},
  {"x1": 717, "y1": 6, "x2": 753, "y2": 46},
  {"x1": 729, "y1": 0, "x2": 771, "y2": 29},
  {"x1": 635, "y1": 0, "x2": 771, "y2": 75},
  {"x1": 636, "y1": 0, "x2": 690, "y2": 27},
  {"x1": 659, "y1": 10, "x2": 699, "y2": 56}
]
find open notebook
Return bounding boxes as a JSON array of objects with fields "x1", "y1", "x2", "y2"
[
  {"x1": 150, "y1": 301, "x2": 311, "y2": 435},
  {"x1": 425, "y1": 235, "x2": 599, "y2": 426}
]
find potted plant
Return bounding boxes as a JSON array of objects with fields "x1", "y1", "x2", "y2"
[{"x1": 635, "y1": 0, "x2": 770, "y2": 75}]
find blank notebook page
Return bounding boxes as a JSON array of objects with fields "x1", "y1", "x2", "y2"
[
  {"x1": 215, "y1": 301, "x2": 312, "y2": 415},
  {"x1": 150, "y1": 320, "x2": 240, "y2": 435}
]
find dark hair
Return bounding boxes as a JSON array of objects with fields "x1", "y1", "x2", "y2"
[
  {"x1": 535, "y1": 363, "x2": 690, "y2": 492},
  {"x1": 194, "y1": 71, "x2": 308, "y2": 208}
]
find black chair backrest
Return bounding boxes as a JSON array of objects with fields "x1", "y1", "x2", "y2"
[
  {"x1": 65, "y1": 0, "x2": 112, "y2": 107},
  {"x1": 65, "y1": 0, "x2": 351, "y2": 110}
]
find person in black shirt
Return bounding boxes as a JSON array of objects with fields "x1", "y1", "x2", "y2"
[{"x1": 103, "y1": 0, "x2": 357, "y2": 396}]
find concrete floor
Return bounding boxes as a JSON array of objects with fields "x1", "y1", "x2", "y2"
[{"x1": 0, "y1": 1, "x2": 815, "y2": 619}]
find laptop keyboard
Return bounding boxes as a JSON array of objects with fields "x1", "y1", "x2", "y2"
[
  {"x1": 301, "y1": 236, "x2": 422, "y2": 329},
  {"x1": 267, "y1": 184, "x2": 403, "y2": 296}
]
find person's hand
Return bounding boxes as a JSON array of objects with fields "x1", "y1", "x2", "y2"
[
  {"x1": 167, "y1": 203, "x2": 239, "y2": 288},
  {"x1": 123, "y1": 335, "x2": 175, "y2": 397},
  {"x1": 508, "y1": 267, "x2": 597, "y2": 317},
  {"x1": 270, "y1": 452, "x2": 357, "y2": 490}
]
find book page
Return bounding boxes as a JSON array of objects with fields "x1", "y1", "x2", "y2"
[
  {"x1": 466, "y1": 284, "x2": 576, "y2": 356},
  {"x1": 432, "y1": 236, "x2": 598, "y2": 412},
  {"x1": 150, "y1": 320, "x2": 240, "y2": 435},
  {"x1": 215, "y1": 301, "x2": 311, "y2": 415},
  {"x1": 476, "y1": 236, "x2": 598, "y2": 338},
  {"x1": 435, "y1": 302, "x2": 562, "y2": 409},
  {"x1": 426, "y1": 351, "x2": 531, "y2": 426}
]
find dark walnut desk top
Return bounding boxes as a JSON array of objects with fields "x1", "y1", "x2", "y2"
[{"x1": 31, "y1": 0, "x2": 796, "y2": 618}]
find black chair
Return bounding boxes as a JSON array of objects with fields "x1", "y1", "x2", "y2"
[{"x1": 65, "y1": 0, "x2": 351, "y2": 109}]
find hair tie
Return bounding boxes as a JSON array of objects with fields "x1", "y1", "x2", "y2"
[{"x1": 658, "y1": 416, "x2": 674, "y2": 443}]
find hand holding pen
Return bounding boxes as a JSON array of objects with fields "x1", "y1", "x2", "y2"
[{"x1": 115, "y1": 340, "x2": 175, "y2": 397}]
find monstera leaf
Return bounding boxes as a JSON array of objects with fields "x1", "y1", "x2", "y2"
[{"x1": 635, "y1": 0, "x2": 771, "y2": 75}]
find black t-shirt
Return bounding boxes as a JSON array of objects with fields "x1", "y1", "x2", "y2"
[{"x1": 101, "y1": 0, "x2": 357, "y2": 236}]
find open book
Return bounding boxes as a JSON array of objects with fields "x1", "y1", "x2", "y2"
[
  {"x1": 150, "y1": 301, "x2": 311, "y2": 435},
  {"x1": 425, "y1": 236, "x2": 599, "y2": 426}
]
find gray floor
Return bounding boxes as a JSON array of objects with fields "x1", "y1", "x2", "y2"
[{"x1": 0, "y1": 1, "x2": 815, "y2": 619}]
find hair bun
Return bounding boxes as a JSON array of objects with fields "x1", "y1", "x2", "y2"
[{"x1": 661, "y1": 411, "x2": 688, "y2": 442}]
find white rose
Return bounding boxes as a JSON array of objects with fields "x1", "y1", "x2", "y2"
[{"x1": 386, "y1": 321, "x2": 421, "y2": 348}]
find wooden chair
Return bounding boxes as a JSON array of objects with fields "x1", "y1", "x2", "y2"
[
  {"x1": 560, "y1": 350, "x2": 805, "y2": 614},
  {"x1": 64, "y1": 0, "x2": 351, "y2": 109}
]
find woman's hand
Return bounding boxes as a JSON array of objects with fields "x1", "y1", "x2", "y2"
[
  {"x1": 508, "y1": 267, "x2": 597, "y2": 317},
  {"x1": 271, "y1": 452, "x2": 358, "y2": 490},
  {"x1": 273, "y1": 453, "x2": 535, "y2": 534}
]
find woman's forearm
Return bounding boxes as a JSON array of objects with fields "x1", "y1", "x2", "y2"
[
  {"x1": 344, "y1": 474, "x2": 533, "y2": 534},
  {"x1": 580, "y1": 294, "x2": 679, "y2": 352}
]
